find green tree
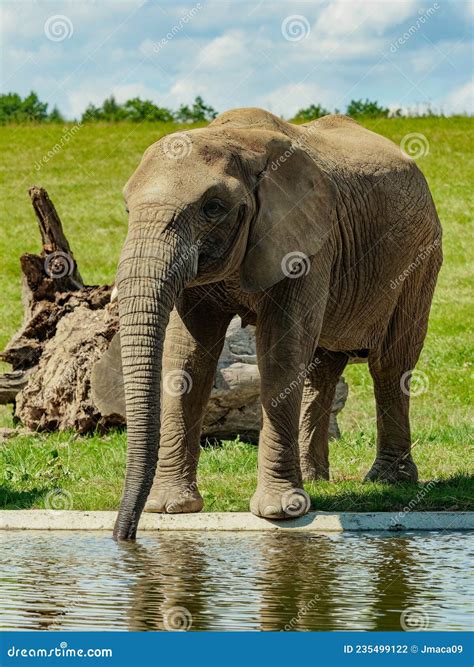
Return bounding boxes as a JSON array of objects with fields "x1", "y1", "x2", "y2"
[
  {"x1": 292, "y1": 103, "x2": 330, "y2": 122},
  {"x1": 0, "y1": 93, "x2": 23, "y2": 124},
  {"x1": 101, "y1": 96, "x2": 126, "y2": 121},
  {"x1": 81, "y1": 97, "x2": 126, "y2": 122},
  {"x1": 123, "y1": 98, "x2": 173, "y2": 122},
  {"x1": 48, "y1": 105, "x2": 65, "y2": 123},
  {"x1": 0, "y1": 91, "x2": 50, "y2": 123},
  {"x1": 346, "y1": 99, "x2": 389, "y2": 118},
  {"x1": 21, "y1": 91, "x2": 48, "y2": 122},
  {"x1": 81, "y1": 103, "x2": 104, "y2": 122},
  {"x1": 175, "y1": 96, "x2": 217, "y2": 123}
]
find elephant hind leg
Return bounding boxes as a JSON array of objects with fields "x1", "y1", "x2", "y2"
[
  {"x1": 366, "y1": 354, "x2": 419, "y2": 484},
  {"x1": 299, "y1": 349, "x2": 349, "y2": 481},
  {"x1": 365, "y1": 255, "x2": 441, "y2": 483}
]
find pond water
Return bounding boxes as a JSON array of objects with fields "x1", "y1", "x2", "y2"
[{"x1": 1, "y1": 531, "x2": 472, "y2": 631}]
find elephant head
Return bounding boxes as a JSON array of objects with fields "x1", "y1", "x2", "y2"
[{"x1": 113, "y1": 110, "x2": 336, "y2": 540}]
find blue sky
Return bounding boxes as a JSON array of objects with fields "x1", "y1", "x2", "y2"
[{"x1": 1, "y1": 0, "x2": 472, "y2": 119}]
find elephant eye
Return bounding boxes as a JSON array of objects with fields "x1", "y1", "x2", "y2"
[{"x1": 203, "y1": 199, "x2": 227, "y2": 219}]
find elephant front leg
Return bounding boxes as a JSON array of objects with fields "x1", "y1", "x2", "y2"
[
  {"x1": 250, "y1": 297, "x2": 319, "y2": 519},
  {"x1": 145, "y1": 298, "x2": 233, "y2": 513}
]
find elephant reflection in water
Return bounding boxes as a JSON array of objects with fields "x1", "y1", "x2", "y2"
[
  {"x1": 255, "y1": 533, "x2": 422, "y2": 631},
  {"x1": 120, "y1": 535, "x2": 211, "y2": 632},
  {"x1": 120, "y1": 533, "x2": 422, "y2": 632},
  {"x1": 368, "y1": 536, "x2": 424, "y2": 631},
  {"x1": 255, "y1": 533, "x2": 340, "y2": 631}
]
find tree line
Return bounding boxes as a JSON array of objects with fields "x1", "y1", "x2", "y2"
[
  {"x1": 0, "y1": 92, "x2": 218, "y2": 125},
  {"x1": 0, "y1": 91, "x2": 455, "y2": 125}
]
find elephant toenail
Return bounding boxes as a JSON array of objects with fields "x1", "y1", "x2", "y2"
[{"x1": 264, "y1": 505, "x2": 279, "y2": 516}]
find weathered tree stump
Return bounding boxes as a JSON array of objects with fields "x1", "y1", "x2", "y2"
[
  {"x1": 0, "y1": 186, "x2": 115, "y2": 431},
  {"x1": 1, "y1": 187, "x2": 348, "y2": 440},
  {"x1": 0, "y1": 370, "x2": 32, "y2": 404},
  {"x1": 1, "y1": 187, "x2": 109, "y2": 372}
]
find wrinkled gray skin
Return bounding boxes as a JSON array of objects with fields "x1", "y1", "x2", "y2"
[{"x1": 114, "y1": 108, "x2": 442, "y2": 540}]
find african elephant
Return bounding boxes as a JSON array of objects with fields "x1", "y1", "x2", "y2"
[{"x1": 113, "y1": 108, "x2": 442, "y2": 540}]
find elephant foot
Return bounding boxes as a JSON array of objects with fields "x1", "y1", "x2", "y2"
[
  {"x1": 250, "y1": 484, "x2": 311, "y2": 520},
  {"x1": 364, "y1": 455, "x2": 418, "y2": 483},
  {"x1": 144, "y1": 483, "x2": 204, "y2": 514}
]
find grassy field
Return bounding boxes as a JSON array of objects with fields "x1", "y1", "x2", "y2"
[{"x1": 0, "y1": 116, "x2": 473, "y2": 512}]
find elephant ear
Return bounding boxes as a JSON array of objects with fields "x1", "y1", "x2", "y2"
[{"x1": 239, "y1": 137, "x2": 337, "y2": 293}]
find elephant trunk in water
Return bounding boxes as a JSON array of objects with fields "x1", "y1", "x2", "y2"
[{"x1": 113, "y1": 213, "x2": 195, "y2": 541}]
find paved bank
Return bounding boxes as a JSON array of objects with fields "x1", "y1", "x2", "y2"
[{"x1": 0, "y1": 510, "x2": 472, "y2": 531}]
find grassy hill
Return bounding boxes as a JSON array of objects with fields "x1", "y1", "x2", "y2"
[{"x1": 0, "y1": 116, "x2": 472, "y2": 511}]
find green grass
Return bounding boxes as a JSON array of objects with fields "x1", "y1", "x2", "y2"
[
  {"x1": 0, "y1": 430, "x2": 471, "y2": 512},
  {"x1": 0, "y1": 117, "x2": 473, "y2": 512}
]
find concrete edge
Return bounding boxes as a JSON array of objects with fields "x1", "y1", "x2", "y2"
[{"x1": 0, "y1": 510, "x2": 473, "y2": 532}]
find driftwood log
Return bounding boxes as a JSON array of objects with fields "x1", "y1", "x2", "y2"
[{"x1": 1, "y1": 187, "x2": 348, "y2": 439}]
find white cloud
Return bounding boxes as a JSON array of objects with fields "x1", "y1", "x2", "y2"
[
  {"x1": 198, "y1": 30, "x2": 249, "y2": 68},
  {"x1": 167, "y1": 30, "x2": 260, "y2": 109},
  {"x1": 314, "y1": 0, "x2": 418, "y2": 37},
  {"x1": 441, "y1": 80, "x2": 474, "y2": 115},
  {"x1": 405, "y1": 39, "x2": 472, "y2": 75},
  {"x1": 138, "y1": 38, "x2": 157, "y2": 57},
  {"x1": 304, "y1": 0, "x2": 419, "y2": 60}
]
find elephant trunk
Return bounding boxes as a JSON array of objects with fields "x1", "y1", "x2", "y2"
[{"x1": 113, "y1": 215, "x2": 195, "y2": 540}]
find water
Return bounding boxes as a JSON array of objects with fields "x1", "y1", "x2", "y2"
[{"x1": 1, "y1": 531, "x2": 472, "y2": 631}]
